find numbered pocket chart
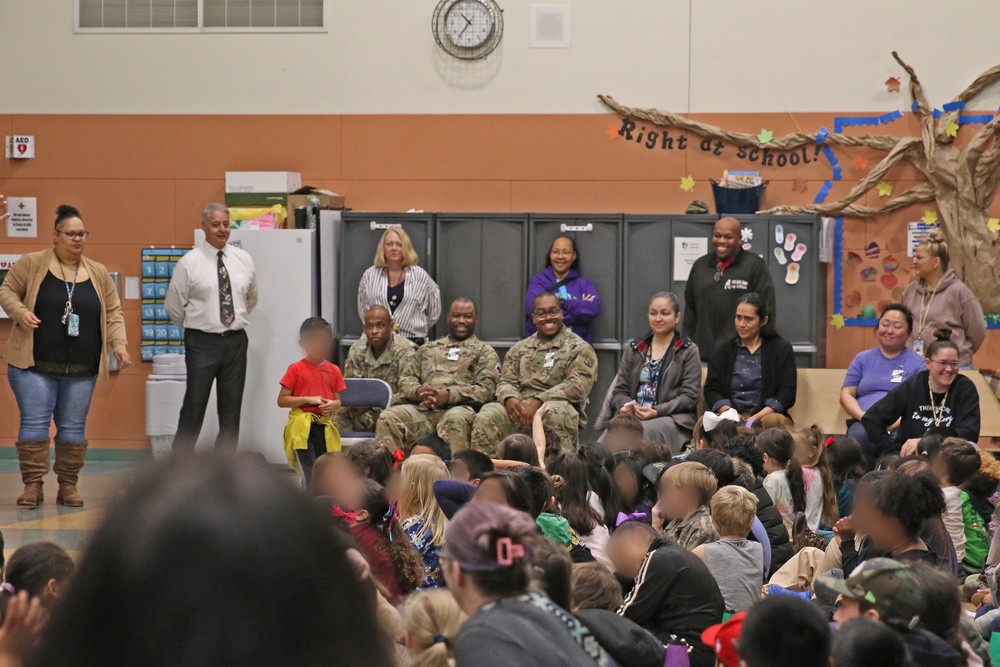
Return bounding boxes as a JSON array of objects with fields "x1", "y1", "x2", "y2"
[{"x1": 140, "y1": 247, "x2": 189, "y2": 362}]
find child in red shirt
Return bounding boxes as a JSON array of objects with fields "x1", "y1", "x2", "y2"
[{"x1": 278, "y1": 317, "x2": 347, "y2": 482}]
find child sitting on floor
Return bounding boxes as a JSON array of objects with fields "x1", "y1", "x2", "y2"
[
  {"x1": 447, "y1": 449, "x2": 494, "y2": 485},
  {"x1": 607, "y1": 522, "x2": 724, "y2": 667},
  {"x1": 756, "y1": 428, "x2": 806, "y2": 534},
  {"x1": 932, "y1": 438, "x2": 986, "y2": 573},
  {"x1": 404, "y1": 589, "x2": 468, "y2": 667},
  {"x1": 398, "y1": 454, "x2": 451, "y2": 590},
  {"x1": 792, "y1": 424, "x2": 840, "y2": 532},
  {"x1": 651, "y1": 461, "x2": 718, "y2": 550},
  {"x1": 603, "y1": 414, "x2": 644, "y2": 453},
  {"x1": 277, "y1": 317, "x2": 345, "y2": 483},
  {"x1": 692, "y1": 485, "x2": 763, "y2": 613}
]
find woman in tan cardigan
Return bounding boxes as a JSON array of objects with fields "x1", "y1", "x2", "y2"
[{"x1": 0, "y1": 205, "x2": 129, "y2": 507}]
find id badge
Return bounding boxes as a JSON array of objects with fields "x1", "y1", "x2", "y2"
[
  {"x1": 544, "y1": 352, "x2": 556, "y2": 368},
  {"x1": 67, "y1": 313, "x2": 80, "y2": 337},
  {"x1": 891, "y1": 367, "x2": 904, "y2": 383},
  {"x1": 913, "y1": 339, "x2": 925, "y2": 356},
  {"x1": 446, "y1": 348, "x2": 460, "y2": 361}
]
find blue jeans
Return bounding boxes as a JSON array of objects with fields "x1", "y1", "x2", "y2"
[{"x1": 7, "y1": 366, "x2": 97, "y2": 442}]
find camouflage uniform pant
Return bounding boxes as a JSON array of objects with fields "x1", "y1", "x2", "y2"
[
  {"x1": 470, "y1": 400, "x2": 580, "y2": 457},
  {"x1": 332, "y1": 408, "x2": 380, "y2": 434},
  {"x1": 375, "y1": 404, "x2": 476, "y2": 452}
]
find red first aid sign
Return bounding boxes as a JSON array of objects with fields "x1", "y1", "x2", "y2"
[{"x1": 6, "y1": 136, "x2": 34, "y2": 159}]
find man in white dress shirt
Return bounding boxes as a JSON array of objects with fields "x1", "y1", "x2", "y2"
[{"x1": 166, "y1": 203, "x2": 258, "y2": 450}]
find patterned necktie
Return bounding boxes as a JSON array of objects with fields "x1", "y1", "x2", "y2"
[{"x1": 217, "y1": 250, "x2": 234, "y2": 327}]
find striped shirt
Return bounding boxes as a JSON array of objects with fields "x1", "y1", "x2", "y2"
[{"x1": 357, "y1": 265, "x2": 441, "y2": 339}]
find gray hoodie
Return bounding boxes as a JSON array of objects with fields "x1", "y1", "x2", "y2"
[{"x1": 901, "y1": 268, "x2": 985, "y2": 367}]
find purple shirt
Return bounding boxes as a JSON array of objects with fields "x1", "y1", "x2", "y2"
[
  {"x1": 524, "y1": 266, "x2": 602, "y2": 343},
  {"x1": 843, "y1": 346, "x2": 926, "y2": 412}
]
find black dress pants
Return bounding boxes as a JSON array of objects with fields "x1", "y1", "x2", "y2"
[{"x1": 173, "y1": 328, "x2": 248, "y2": 450}]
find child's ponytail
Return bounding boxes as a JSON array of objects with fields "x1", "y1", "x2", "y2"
[
  {"x1": 406, "y1": 590, "x2": 467, "y2": 667},
  {"x1": 786, "y1": 457, "x2": 807, "y2": 515}
]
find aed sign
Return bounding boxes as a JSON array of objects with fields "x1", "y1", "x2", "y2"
[{"x1": 5, "y1": 136, "x2": 35, "y2": 159}]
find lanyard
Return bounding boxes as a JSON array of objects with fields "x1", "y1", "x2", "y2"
[
  {"x1": 714, "y1": 255, "x2": 735, "y2": 282},
  {"x1": 915, "y1": 279, "x2": 940, "y2": 339},
  {"x1": 59, "y1": 262, "x2": 80, "y2": 325}
]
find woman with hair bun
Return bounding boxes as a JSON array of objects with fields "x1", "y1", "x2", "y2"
[
  {"x1": 862, "y1": 328, "x2": 980, "y2": 458},
  {"x1": 0, "y1": 205, "x2": 130, "y2": 508},
  {"x1": 902, "y1": 229, "x2": 985, "y2": 368},
  {"x1": 443, "y1": 502, "x2": 615, "y2": 667}
]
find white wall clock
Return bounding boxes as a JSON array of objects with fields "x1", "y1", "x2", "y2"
[{"x1": 432, "y1": 0, "x2": 503, "y2": 60}]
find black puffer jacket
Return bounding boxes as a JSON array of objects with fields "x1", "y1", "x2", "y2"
[{"x1": 751, "y1": 480, "x2": 792, "y2": 575}]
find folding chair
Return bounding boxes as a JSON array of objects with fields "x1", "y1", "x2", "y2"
[{"x1": 338, "y1": 378, "x2": 392, "y2": 448}]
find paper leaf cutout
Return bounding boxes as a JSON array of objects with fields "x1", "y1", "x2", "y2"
[
  {"x1": 757, "y1": 128, "x2": 774, "y2": 144},
  {"x1": 679, "y1": 176, "x2": 696, "y2": 192},
  {"x1": 792, "y1": 178, "x2": 808, "y2": 193},
  {"x1": 605, "y1": 124, "x2": 620, "y2": 141},
  {"x1": 922, "y1": 210, "x2": 939, "y2": 224},
  {"x1": 885, "y1": 77, "x2": 901, "y2": 92},
  {"x1": 945, "y1": 121, "x2": 960, "y2": 138},
  {"x1": 988, "y1": 217, "x2": 1000, "y2": 233},
  {"x1": 852, "y1": 155, "x2": 869, "y2": 170},
  {"x1": 830, "y1": 314, "x2": 845, "y2": 330},
  {"x1": 876, "y1": 181, "x2": 893, "y2": 197}
]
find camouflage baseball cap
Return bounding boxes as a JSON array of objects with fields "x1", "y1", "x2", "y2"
[{"x1": 815, "y1": 558, "x2": 923, "y2": 631}]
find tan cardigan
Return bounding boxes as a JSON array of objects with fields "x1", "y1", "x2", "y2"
[{"x1": 0, "y1": 248, "x2": 127, "y2": 380}]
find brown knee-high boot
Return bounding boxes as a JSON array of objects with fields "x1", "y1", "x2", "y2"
[
  {"x1": 16, "y1": 441, "x2": 50, "y2": 507},
  {"x1": 53, "y1": 441, "x2": 87, "y2": 507}
]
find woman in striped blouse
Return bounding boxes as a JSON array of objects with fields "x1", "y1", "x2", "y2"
[{"x1": 357, "y1": 226, "x2": 441, "y2": 344}]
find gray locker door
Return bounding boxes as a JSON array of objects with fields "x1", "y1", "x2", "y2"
[
  {"x1": 528, "y1": 215, "x2": 622, "y2": 345},
  {"x1": 338, "y1": 213, "x2": 435, "y2": 340},
  {"x1": 435, "y1": 215, "x2": 528, "y2": 344},
  {"x1": 623, "y1": 216, "x2": 673, "y2": 340},
  {"x1": 766, "y1": 216, "x2": 824, "y2": 368},
  {"x1": 581, "y1": 347, "x2": 621, "y2": 442}
]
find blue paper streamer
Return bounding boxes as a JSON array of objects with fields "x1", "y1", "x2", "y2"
[
  {"x1": 816, "y1": 127, "x2": 828, "y2": 143},
  {"x1": 833, "y1": 217, "x2": 844, "y2": 317},
  {"x1": 932, "y1": 108, "x2": 942, "y2": 119},
  {"x1": 911, "y1": 100, "x2": 920, "y2": 112},
  {"x1": 832, "y1": 166, "x2": 842, "y2": 181},
  {"x1": 959, "y1": 114, "x2": 994, "y2": 125},
  {"x1": 822, "y1": 145, "x2": 838, "y2": 166},
  {"x1": 879, "y1": 110, "x2": 903, "y2": 124},
  {"x1": 814, "y1": 180, "x2": 833, "y2": 204},
  {"x1": 942, "y1": 101, "x2": 965, "y2": 112}
]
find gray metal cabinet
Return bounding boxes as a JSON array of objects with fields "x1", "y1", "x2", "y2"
[
  {"x1": 622, "y1": 215, "x2": 673, "y2": 340},
  {"x1": 528, "y1": 215, "x2": 623, "y2": 345},
  {"x1": 337, "y1": 213, "x2": 435, "y2": 340},
  {"x1": 435, "y1": 215, "x2": 529, "y2": 344}
]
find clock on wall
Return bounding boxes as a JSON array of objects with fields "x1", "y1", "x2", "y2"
[{"x1": 432, "y1": 0, "x2": 504, "y2": 60}]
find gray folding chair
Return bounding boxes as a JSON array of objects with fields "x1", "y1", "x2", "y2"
[{"x1": 338, "y1": 378, "x2": 392, "y2": 448}]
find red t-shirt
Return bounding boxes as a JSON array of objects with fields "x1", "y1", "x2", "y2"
[{"x1": 279, "y1": 359, "x2": 347, "y2": 414}]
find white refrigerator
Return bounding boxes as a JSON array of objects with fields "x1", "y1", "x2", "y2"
[{"x1": 186, "y1": 213, "x2": 339, "y2": 463}]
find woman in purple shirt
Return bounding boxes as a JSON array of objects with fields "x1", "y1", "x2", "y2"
[
  {"x1": 525, "y1": 236, "x2": 602, "y2": 344},
  {"x1": 840, "y1": 304, "x2": 926, "y2": 464}
]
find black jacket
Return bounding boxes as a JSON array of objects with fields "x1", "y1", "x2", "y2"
[
  {"x1": 684, "y1": 248, "x2": 776, "y2": 361},
  {"x1": 751, "y1": 482, "x2": 792, "y2": 574},
  {"x1": 619, "y1": 538, "x2": 725, "y2": 667},
  {"x1": 704, "y1": 336, "x2": 797, "y2": 415},
  {"x1": 575, "y1": 609, "x2": 665, "y2": 667}
]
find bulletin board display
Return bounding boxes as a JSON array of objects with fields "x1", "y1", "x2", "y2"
[{"x1": 140, "y1": 248, "x2": 189, "y2": 361}]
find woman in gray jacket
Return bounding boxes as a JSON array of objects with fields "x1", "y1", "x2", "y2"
[{"x1": 597, "y1": 292, "x2": 702, "y2": 453}]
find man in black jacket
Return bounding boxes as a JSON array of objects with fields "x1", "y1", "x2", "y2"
[{"x1": 684, "y1": 217, "x2": 775, "y2": 362}]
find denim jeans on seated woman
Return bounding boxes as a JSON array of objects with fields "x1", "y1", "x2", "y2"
[{"x1": 7, "y1": 366, "x2": 97, "y2": 442}]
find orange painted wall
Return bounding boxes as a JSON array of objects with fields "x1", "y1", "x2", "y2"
[{"x1": 1, "y1": 112, "x2": 998, "y2": 449}]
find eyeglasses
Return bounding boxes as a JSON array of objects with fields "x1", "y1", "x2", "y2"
[
  {"x1": 533, "y1": 308, "x2": 562, "y2": 318},
  {"x1": 550, "y1": 249, "x2": 575, "y2": 257},
  {"x1": 58, "y1": 231, "x2": 89, "y2": 240},
  {"x1": 929, "y1": 359, "x2": 961, "y2": 369}
]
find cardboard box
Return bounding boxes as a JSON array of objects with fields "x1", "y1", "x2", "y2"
[
  {"x1": 225, "y1": 171, "x2": 301, "y2": 194},
  {"x1": 286, "y1": 190, "x2": 346, "y2": 211}
]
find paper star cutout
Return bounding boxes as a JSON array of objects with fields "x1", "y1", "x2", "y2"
[
  {"x1": 679, "y1": 176, "x2": 696, "y2": 192},
  {"x1": 988, "y1": 217, "x2": 1000, "y2": 233},
  {"x1": 791, "y1": 178, "x2": 808, "y2": 193},
  {"x1": 757, "y1": 128, "x2": 774, "y2": 144},
  {"x1": 830, "y1": 314, "x2": 845, "y2": 330},
  {"x1": 605, "y1": 124, "x2": 620, "y2": 141},
  {"x1": 945, "y1": 121, "x2": 960, "y2": 137},
  {"x1": 852, "y1": 155, "x2": 869, "y2": 170},
  {"x1": 886, "y1": 77, "x2": 901, "y2": 92},
  {"x1": 876, "y1": 181, "x2": 893, "y2": 197},
  {"x1": 922, "y1": 210, "x2": 939, "y2": 224}
]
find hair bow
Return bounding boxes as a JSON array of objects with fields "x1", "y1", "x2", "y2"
[
  {"x1": 331, "y1": 504, "x2": 357, "y2": 527},
  {"x1": 825, "y1": 436, "x2": 836, "y2": 447},
  {"x1": 391, "y1": 449, "x2": 405, "y2": 467},
  {"x1": 0, "y1": 583, "x2": 14, "y2": 596},
  {"x1": 703, "y1": 408, "x2": 740, "y2": 433},
  {"x1": 616, "y1": 511, "x2": 650, "y2": 527}
]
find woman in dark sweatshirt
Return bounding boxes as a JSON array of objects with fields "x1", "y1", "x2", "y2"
[
  {"x1": 704, "y1": 292, "x2": 797, "y2": 430},
  {"x1": 862, "y1": 328, "x2": 980, "y2": 459}
]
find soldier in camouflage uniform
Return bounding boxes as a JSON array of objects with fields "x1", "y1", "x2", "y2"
[
  {"x1": 375, "y1": 299, "x2": 500, "y2": 451},
  {"x1": 471, "y1": 292, "x2": 597, "y2": 456},
  {"x1": 332, "y1": 306, "x2": 414, "y2": 433}
]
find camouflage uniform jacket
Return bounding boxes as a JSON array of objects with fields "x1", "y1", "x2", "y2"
[
  {"x1": 663, "y1": 505, "x2": 719, "y2": 550},
  {"x1": 398, "y1": 335, "x2": 500, "y2": 409},
  {"x1": 495, "y1": 327, "x2": 598, "y2": 425},
  {"x1": 343, "y1": 333, "x2": 415, "y2": 404}
]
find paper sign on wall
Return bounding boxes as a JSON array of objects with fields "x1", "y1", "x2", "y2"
[
  {"x1": 906, "y1": 221, "x2": 937, "y2": 257},
  {"x1": 5, "y1": 136, "x2": 34, "y2": 159},
  {"x1": 0, "y1": 255, "x2": 23, "y2": 318},
  {"x1": 6, "y1": 197, "x2": 37, "y2": 238},
  {"x1": 673, "y1": 237, "x2": 709, "y2": 281}
]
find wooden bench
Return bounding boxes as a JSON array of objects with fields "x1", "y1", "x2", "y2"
[{"x1": 700, "y1": 369, "x2": 1000, "y2": 444}]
